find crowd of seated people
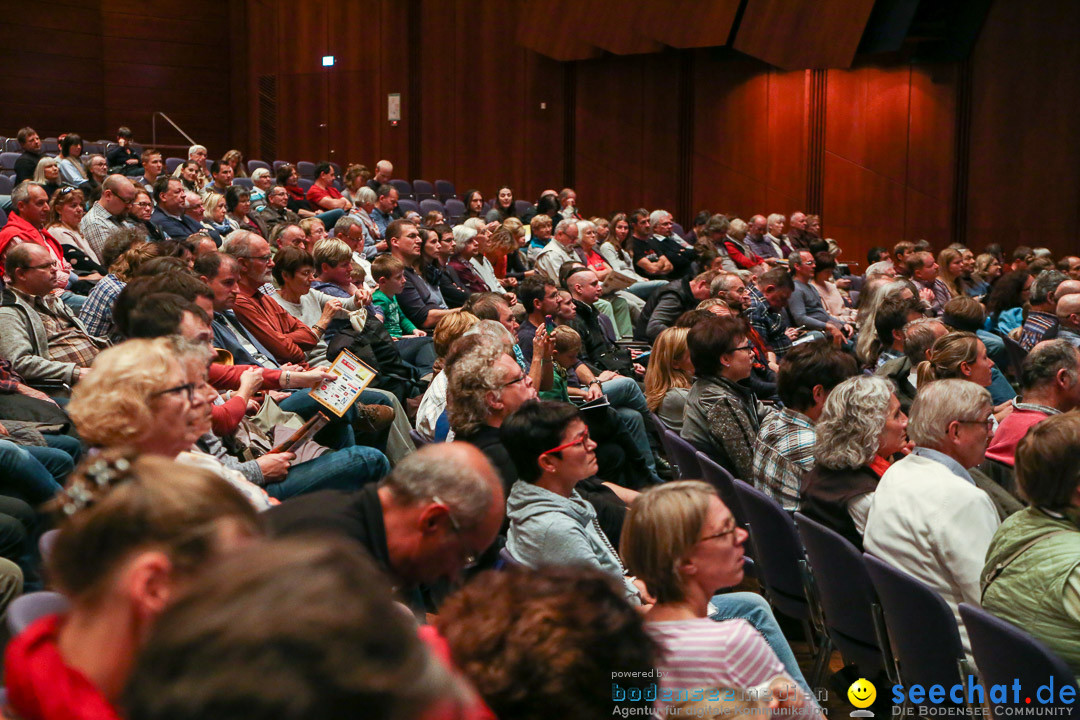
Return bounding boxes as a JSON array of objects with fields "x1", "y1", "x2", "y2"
[{"x1": 1, "y1": 123, "x2": 1079, "y2": 718}]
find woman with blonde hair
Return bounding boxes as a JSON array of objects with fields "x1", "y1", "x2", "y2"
[
  {"x1": 937, "y1": 247, "x2": 966, "y2": 298},
  {"x1": 969, "y1": 253, "x2": 1002, "y2": 298},
  {"x1": 621, "y1": 481, "x2": 818, "y2": 708},
  {"x1": 644, "y1": 327, "x2": 693, "y2": 430},
  {"x1": 3, "y1": 450, "x2": 261, "y2": 720},
  {"x1": 415, "y1": 310, "x2": 480, "y2": 440},
  {"x1": 917, "y1": 331, "x2": 1014, "y2": 419},
  {"x1": 201, "y1": 192, "x2": 231, "y2": 238}
]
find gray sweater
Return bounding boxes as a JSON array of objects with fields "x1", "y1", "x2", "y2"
[{"x1": 505, "y1": 480, "x2": 639, "y2": 602}]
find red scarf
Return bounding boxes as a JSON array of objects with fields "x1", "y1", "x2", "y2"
[
  {"x1": 4, "y1": 614, "x2": 121, "y2": 720},
  {"x1": 867, "y1": 454, "x2": 892, "y2": 478}
]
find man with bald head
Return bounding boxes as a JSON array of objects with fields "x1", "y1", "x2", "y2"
[
  {"x1": 787, "y1": 211, "x2": 810, "y2": 251},
  {"x1": 1057, "y1": 256, "x2": 1080, "y2": 282},
  {"x1": 266, "y1": 442, "x2": 505, "y2": 607},
  {"x1": 1055, "y1": 294, "x2": 1080, "y2": 348},
  {"x1": 745, "y1": 214, "x2": 781, "y2": 262},
  {"x1": 367, "y1": 159, "x2": 394, "y2": 192},
  {"x1": 80, "y1": 174, "x2": 139, "y2": 259}
]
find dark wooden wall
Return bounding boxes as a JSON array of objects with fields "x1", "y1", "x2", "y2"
[{"x1": 0, "y1": 0, "x2": 233, "y2": 154}]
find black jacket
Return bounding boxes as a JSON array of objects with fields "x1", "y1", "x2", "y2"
[
  {"x1": 635, "y1": 277, "x2": 694, "y2": 342},
  {"x1": 570, "y1": 299, "x2": 631, "y2": 375}
]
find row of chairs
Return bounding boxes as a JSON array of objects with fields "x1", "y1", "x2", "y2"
[
  {"x1": 0, "y1": 137, "x2": 132, "y2": 156},
  {"x1": 652, "y1": 417, "x2": 1075, "y2": 713}
]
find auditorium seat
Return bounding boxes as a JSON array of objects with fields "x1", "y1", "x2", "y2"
[
  {"x1": 2, "y1": 138, "x2": 18, "y2": 152},
  {"x1": 412, "y1": 179, "x2": 435, "y2": 201},
  {"x1": 41, "y1": 138, "x2": 58, "y2": 154},
  {"x1": 671, "y1": 222, "x2": 687, "y2": 240},
  {"x1": 296, "y1": 161, "x2": 316, "y2": 179},
  {"x1": 398, "y1": 198, "x2": 420, "y2": 216},
  {"x1": 0, "y1": 208, "x2": 7, "y2": 225},
  {"x1": 273, "y1": 160, "x2": 289, "y2": 173},
  {"x1": 329, "y1": 162, "x2": 342, "y2": 177},
  {"x1": 0, "y1": 152, "x2": 19, "y2": 172},
  {"x1": 419, "y1": 198, "x2": 446, "y2": 217},
  {"x1": 248, "y1": 159, "x2": 270, "y2": 174},
  {"x1": 390, "y1": 179, "x2": 414, "y2": 200},
  {"x1": 444, "y1": 198, "x2": 465, "y2": 224},
  {"x1": 165, "y1": 157, "x2": 184, "y2": 174},
  {"x1": 514, "y1": 199, "x2": 533, "y2": 217},
  {"x1": 0, "y1": 175, "x2": 12, "y2": 194},
  {"x1": 434, "y1": 179, "x2": 456, "y2": 202},
  {"x1": 233, "y1": 178, "x2": 253, "y2": 189},
  {"x1": 297, "y1": 178, "x2": 314, "y2": 192},
  {"x1": 83, "y1": 142, "x2": 103, "y2": 154}
]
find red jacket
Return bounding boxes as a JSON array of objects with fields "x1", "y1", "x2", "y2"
[
  {"x1": 0, "y1": 212, "x2": 72, "y2": 285},
  {"x1": 232, "y1": 285, "x2": 318, "y2": 364}
]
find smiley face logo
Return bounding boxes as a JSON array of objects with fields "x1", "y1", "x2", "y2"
[{"x1": 848, "y1": 678, "x2": 876, "y2": 709}]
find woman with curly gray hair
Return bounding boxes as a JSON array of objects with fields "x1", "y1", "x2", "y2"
[{"x1": 800, "y1": 375, "x2": 908, "y2": 549}]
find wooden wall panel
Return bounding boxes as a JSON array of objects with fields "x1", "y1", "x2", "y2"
[
  {"x1": 822, "y1": 62, "x2": 956, "y2": 265},
  {"x1": 637, "y1": 0, "x2": 740, "y2": 49},
  {"x1": 734, "y1": 0, "x2": 877, "y2": 70},
  {"x1": 967, "y1": 0, "x2": 1080, "y2": 256},
  {"x1": 573, "y1": 53, "x2": 680, "y2": 219},
  {"x1": 690, "y1": 51, "x2": 808, "y2": 221}
]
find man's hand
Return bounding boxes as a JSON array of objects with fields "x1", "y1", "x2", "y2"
[
  {"x1": 583, "y1": 384, "x2": 603, "y2": 402},
  {"x1": 784, "y1": 327, "x2": 802, "y2": 340},
  {"x1": 533, "y1": 326, "x2": 554, "y2": 360},
  {"x1": 409, "y1": 329, "x2": 427, "y2": 338},
  {"x1": 919, "y1": 286, "x2": 935, "y2": 304},
  {"x1": 504, "y1": 292, "x2": 517, "y2": 307},
  {"x1": 375, "y1": 240, "x2": 388, "y2": 253},
  {"x1": 267, "y1": 390, "x2": 292, "y2": 403},
  {"x1": 825, "y1": 325, "x2": 844, "y2": 345},
  {"x1": 256, "y1": 452, "x2": 295, "y2": 480}
]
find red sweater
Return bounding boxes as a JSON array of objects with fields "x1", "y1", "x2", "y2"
[
  {"x1": 985, "y1": 405, "x2": 1054, "y2": 467},
  {"x1": 232, "y1": 285, "x2": 318, "y2": 364}
]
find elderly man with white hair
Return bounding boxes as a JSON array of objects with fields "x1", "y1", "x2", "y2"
[
  {"x1": 645, "y1": 209, "x2": 695, "y2": 279},
  {"x1": 864, "y1": 378, "x2": 1000, "y2": 661}
]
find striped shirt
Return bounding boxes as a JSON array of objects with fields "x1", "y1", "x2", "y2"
[{"x1": 646, "y1": 618, "x2": 812, "y2": 714}]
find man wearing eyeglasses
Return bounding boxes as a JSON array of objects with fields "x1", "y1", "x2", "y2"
[
  {"x1": 80, "y1": 174, "x2": 139, "y2": 260},
  {"x1": 864, "y1": 378, "x2": 1001, "y2": 662},
  {"x1": 266, "y1": 443, "x2": 505, "y2": 613},
  {"x1": 0, "y1": 244, "x2": 107, "y2": 392}
]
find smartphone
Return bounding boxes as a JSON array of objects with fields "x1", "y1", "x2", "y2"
[{"x1": 544, "y1": 315, "x2": 555, "y2": 333}]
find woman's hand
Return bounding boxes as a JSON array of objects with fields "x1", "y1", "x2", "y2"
[
  {"x1": 287, "y1": 369, "x2": 337, "y2": 388},
  {"x1": 320, "y1": 298, "x2": 344, "y2": 324}
]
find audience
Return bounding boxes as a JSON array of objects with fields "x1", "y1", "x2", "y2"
[
  {"x1": 8, "y1": 130, "x2": 1080, "y2": 705},
  {"x1": 801, "y1": 375, "x2": 907, "y2": 549},
  {"x1": 864, "y1": 379, "x2": 999, "y2": 660}
]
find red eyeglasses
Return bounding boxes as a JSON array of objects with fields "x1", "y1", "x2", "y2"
[{"x1": 539, "y1": 429, "x2": 591, "y2": 457}]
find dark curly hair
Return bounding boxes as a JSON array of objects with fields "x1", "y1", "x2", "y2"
[{"x1": 435, "y1": 566, "x2": 660, "y2": 720}]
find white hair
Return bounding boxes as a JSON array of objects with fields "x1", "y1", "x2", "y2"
[
  {"x1": 766, "y1": 213, "x2": 785, "y2": 227},
  {"x1": 649, "y1": 209, "x2": 672, "y2": 234},
  {"x1": 452, "y1": 225, "x2": 478, "y2": 253},
  {"x1": 357, "y1": 186, "x2": 377, "y2": 204},
  {"x1": 188, "y1": 144, "x2": 206, "y2": 159},
  {"x1": 907, "y1": 379, "x2": 991, "y2": 449},
  {"x1": 814, "y1": 376, "x2": 894, "y2": 470}
]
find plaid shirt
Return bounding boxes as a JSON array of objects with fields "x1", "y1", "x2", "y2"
[
  {"x1": 752, "y1": 406, "x2": 816, "y2": 510},
  {"x1": 1019, "y1": 311, "x2": 1058, "y2": 351},
  {"x1": 0, "y1": 358, "x2": 22, "y2": 393},
  {"x1": 747, "y1": 284, "x2": 792, "y2": 357},
  {"x1": 18, "y1": 289, "x2": 104, "y2": 369},
  {"x1": 79, "y1": 202, "x2": 137, "y2": 260},
  {"x1": 79, "y1": 273, "x2": 126, "y2": 338}
]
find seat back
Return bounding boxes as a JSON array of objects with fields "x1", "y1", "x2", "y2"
[
  {"x1": 664, "y1": 429, "x2": 702, "y2": 479},
  {"x1": 434, "y1": 179, "x2": 456, "y2": 201},
  {"x1": 248, "y1": 159, "x2": 271, "y2": 174},
  {"x1": 7, "y1": 592, "x2": 71, "y2": 637},
  {"x1": 232, "y1": 177, "x2": 254, "y2": 189},
  {"x1": 671, "y1": 222, "x2": 687, "y2": 240},
  {"x1": 296, "y1": 161, "x2": 316, "y2": 179},
  {"x1": 0, "y1": 175, "x2": 12, "y2": 195},
  {"x1": 0, "y1": 152, "x2": 20, "y2": 172},
  {"x1": 1001, "y1": 334, "x2": 1028, "y2": 380},
  {"x1": 795, "y1": 514, "x2": 894, "y2": 677},
  {"x1": 273, "y1": 160, "x2": 290, "y2": 172},
  {"x1": 419, "y1": 199, "x2": 446, "y2": 217},
  {"x1": 398, "y1": 198, "x2": 420, "y2": 216},
  {"x1": 863, "y1": 552, "x2": 967, "y2": 688},
  {"x1": 390, "y1": 179, "x2": 414, "y2": 200},
  {"x1": 958, "y1": 603, "x2": 1076, "y2": 716},
  {"x1": 297, "y1": 178, "x2": 314, "y2": 193},
  {"x1": 412, "y1": 179, "x2": 435, "y2": 201},
  {"x1": 697, "y1": 451, "x2": 744, "y2": 524},
  {"x1": 731, "y1": 479, "x2": 810, "y2": 621},
  {"x1": 444, "y1": 198, "x2": 465, "y2": 223},
  {"x1": 514, "y1": 199, "x2": 534, "y2": 217},
  {"x1": 165, "y1": 157, "x2": 185, "y2": 174}
]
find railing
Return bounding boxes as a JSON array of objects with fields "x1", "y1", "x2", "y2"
[{"x1": 151, "y1": 112, "x2": 197, "y2": 148}]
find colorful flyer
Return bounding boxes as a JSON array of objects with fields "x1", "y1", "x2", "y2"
[{"x1": 310, "y1": 350, "x2": 377, "y2": 417}]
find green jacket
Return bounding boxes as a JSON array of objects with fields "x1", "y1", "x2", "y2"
[
  {"x1": 372, "y1": 290, "x2": 416, "y2": 338},
  {"x1": 981, "y1": 507, "x2": 1080, "y2": 679}
]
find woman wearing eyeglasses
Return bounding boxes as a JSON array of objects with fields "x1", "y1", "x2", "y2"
[
  {"x1": 681, "y1": 314, "x2": 771, "y2": 480},
  {"x1": 502, "y1": 400, "x2": 642, "y2": 603},
  {"x1": 621, "y1": 481, "x2": 820, "y2": 714}
]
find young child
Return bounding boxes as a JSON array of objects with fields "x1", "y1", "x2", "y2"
[{"x1": 370, "y1": 254, "x2": 427, "y2": 340}]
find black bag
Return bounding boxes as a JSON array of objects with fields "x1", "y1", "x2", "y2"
[
  {"x1": 0, "y1": 393, "x2": 78, "y2": 437},
  {"x1": 325, "y1": 314, "x2": 425, "y2": 402}
]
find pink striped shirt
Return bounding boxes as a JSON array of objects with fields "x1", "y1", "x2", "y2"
[{"x1": 646, "y1": 618, "x2": 820, "y2": 716}]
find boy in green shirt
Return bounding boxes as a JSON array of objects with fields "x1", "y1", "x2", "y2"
[{"x1": 370, "y1": 254, "x2": 428, "y2": 339}]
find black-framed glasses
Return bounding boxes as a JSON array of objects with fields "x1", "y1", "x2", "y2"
[
  {"x1": 26, "y1": 262, "x2": 56, "y2": 271},
  {"x1": 731, "y1": 343, "x2": 753, "y2": 353},
  {"x1": 432, "y1": 495, "x2": 478, "y2": 569},
  {"x1": 153, "y1": 382, "x2": 195, "y2": 402},
  {"x1": 500, "y1": 372, "x2": 528, "y2": 389}
]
